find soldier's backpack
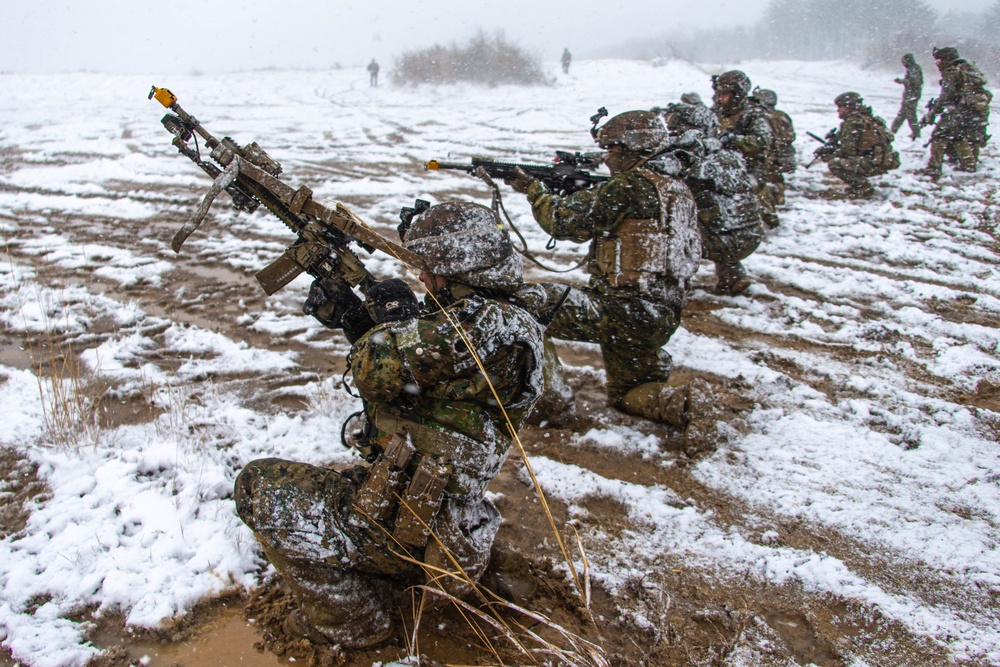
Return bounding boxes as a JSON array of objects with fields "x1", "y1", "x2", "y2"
[
  {"x1": 861, "y1": 114, "x2": 900, "y2": 174},
  {"x1": 767, "y1": 109, "x2": 797, "y2": 173},
  {"x1": 958, "y1": 63, "x2": 993, "y2": 115}
]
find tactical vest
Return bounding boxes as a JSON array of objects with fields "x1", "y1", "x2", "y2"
[{"x1": 587, "y1": 168, "x2": 700, "y2": 290}]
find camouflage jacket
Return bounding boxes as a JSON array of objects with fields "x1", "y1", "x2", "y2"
[
  {"x1": 899, "y1": 63, "x2": 923, "y2": 104},
  {"x1": 717, "y1": 101, "x2": 774, "y2": 180},
  {"x1": 525, "y1": 167, "x2": 700, "y2": 297},
  {"x1": 934, "y1": 59, "x2": 992, "y2": 121},
  {"x1": 351, "y1": 287, "x2": 543, "y2": 497},
  {"x1": 834, "y1": 108, "x2": 898, "y2": 172}
]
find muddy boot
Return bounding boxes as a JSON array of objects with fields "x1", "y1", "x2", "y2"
[
  {"x1": 920, "y1": 142, "x2": 945, "y2": 178},
  {"x1": 479, "y1": 540, "x2": 536, "y2": 605},
  {"x1": 618, "y1": 382, "x2": 691, "y2": 428},
  {"x1": 715, "y1": 261, "x2": 751, "y2": 296}
]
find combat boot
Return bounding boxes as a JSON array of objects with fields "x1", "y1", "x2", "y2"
[
  {"x1": 920, "y1": 142, "x2": 945, "y2": 178},
  {"x1": 479, "y1": 540, "x2": 536, "y2": 605},
  {"x1": 618, "y1": 379, "x2": 713, "y2": 429},
  {"x1": 715, "y1": 261, "x2": 751, "y2": 296}
]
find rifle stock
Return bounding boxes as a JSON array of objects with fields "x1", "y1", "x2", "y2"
[{"x1": 149, "y1": 85, "x2": 426, "y2": 298}]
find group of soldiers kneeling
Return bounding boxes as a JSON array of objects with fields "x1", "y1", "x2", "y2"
[{"x1": 230, "y1": 46, "x2": 992, "y2": 652}]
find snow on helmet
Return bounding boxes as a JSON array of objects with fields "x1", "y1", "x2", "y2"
[
  {"x1": 834, "y1": 91, "x2": 864, "y2": 109},
  {"x1": 932, "y1": 46, "x2": 960, "y2": 64},
  {"x1": 713, "y1": 70, "x2": 751, "y2": 107},
  {"x1": 404, "y1": 201, "x2": 522, "y2": 288},
  {"x1": 596, "y1": 110, "x2": 668, "y2": 153},
  {"x1": 753, "y1": 87, "x2": 778, "y2": 110}
]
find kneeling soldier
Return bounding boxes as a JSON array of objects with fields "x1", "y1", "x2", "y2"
[{"x1": 234, "y1": 202, "x2": 544, "y2": 648}]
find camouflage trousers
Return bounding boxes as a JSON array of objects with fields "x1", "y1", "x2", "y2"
[
  {"x1": 519, "y1": 281, "x2": 682, "y2": 405},
  {"x1": 754, "y1": 181, "x2": 780, "y2": 228},
  {"x1": 827, "y1": 157, "x2": 881, "y2": 194},
  {"x1": 234, "y1": 458, "x2": 499, "y2": 647},
  {"x1": 891, "y1": 101, "x2": 920, "y2": 138},
  {"x1": 700, "y1": 225, "x2": 762, "y2": 293}
]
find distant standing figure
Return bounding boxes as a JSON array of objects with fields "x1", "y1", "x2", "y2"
[
  {"x1": 891, "y1": 53, "x2": 923, "y2": 140},
  {"x1": 367, "y1": 58, "x2": 380, "y2": 87},
  {"x1": 561, "y1": 48, "x2": 572, "y2": 74}
]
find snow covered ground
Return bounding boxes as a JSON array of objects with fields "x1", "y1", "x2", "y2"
[{"x1": 0, "y1": 58, "x2": 998, "y2": 666}]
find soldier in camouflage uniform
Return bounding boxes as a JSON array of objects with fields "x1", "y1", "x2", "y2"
[
  {"x1": 651, "y1": 103, "x2": 763, "y2": 296},
  {"x1": 891, "y1": 53, "x2": 923, "y2": 140},
  {"x1": 504, "y1": 110, "x2": 707, "y2": 428},
  {"x1": 920, "y1": 46, "x2": 993, "y2": 177},
  {"x1": 751, "y1": 88, "x2": 797, "y2": 206},
  {"x1": 814, "y1": 92, "x2": 900, "y2": 199},
  {"x1": 712, "y1": 70, "x2": 779, "y2": 229},
  {"x1": 234, "y1": 202, "x2": 544, "y2": 649}
]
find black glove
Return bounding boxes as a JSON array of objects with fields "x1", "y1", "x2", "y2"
[
  {"x1": 366, "y1": 278, "x2": 420, "y2": 325},
  {"x1": 718, "y1": 132, "x2": 736, "y2": 148},
  {"x1": 303, "y1": 278, "x2": 364, "y2": 330}
]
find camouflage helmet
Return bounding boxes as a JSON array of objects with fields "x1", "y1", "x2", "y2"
[
  {"x1": 595, "y1": 110, "x2": 668, "y2": 153},
  {"x1": 902, "y1": 52, "x2": 917, "y2": 66},
  {"x1": 713, "y1": 70, "x2": 752, "y2": 104},
  {"x1": 932, "y1": 46, "x2": 960, "y2": 65},
  {"x1": 659, "y1": 102, "x2": 718, "y2": 138},
  {"x1": 680, "y1": 91, "x2": 703, "y2": 105},
  {"x1": 404, "y1": 201, "x2": 522, "y2": 288},
  {"x1": 753, "y1": 88, "x2": 778, "y2": 110},
  {"x1": 834, "y1": 91, "x2": 864, "y2": 109}
]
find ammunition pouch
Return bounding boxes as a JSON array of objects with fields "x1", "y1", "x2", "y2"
[
  {"x1": 393, "y1": 457, "x2": 452, "y2": 548},
  {"x1": 353, "y1": 432, "x2": 415, "y2": 526},
  {"x1": 353, "y1": 411, "x2": 462, "y2": 548},
  {"x1": 588, "y1": 217, "x2": 670, "y2": 288}
]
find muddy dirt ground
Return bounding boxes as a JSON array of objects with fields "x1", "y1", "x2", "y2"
[{"x1": 1, "y1": 76, "x2": 999, "y2": 666}]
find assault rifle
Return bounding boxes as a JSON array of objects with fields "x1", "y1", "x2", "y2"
[
  {"x1": 805, "y1": 129, "x2": 839, "y2": 169},
  {"x1": 148, "y1": 86, "x2": 425, "y2": 298},
  {"x1": 919, "y1": 97, "x2": 940, "y2": 128},
  {"x1": 424, "y1": 152, "x2": 609, "y2": 196}
]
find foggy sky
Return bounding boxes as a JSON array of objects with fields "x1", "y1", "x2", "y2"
[{"x1": 0, "y1": 0, "x2": 994, "y2": 74}]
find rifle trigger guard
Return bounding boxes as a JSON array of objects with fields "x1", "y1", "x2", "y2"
[{"x1": 172, "y1": 156, "x2": 241, "y2": 253}]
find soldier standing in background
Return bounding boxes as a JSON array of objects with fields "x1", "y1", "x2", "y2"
[
  {"x1": 891, "y1": 53, "x2": 923, "y2": 140},
  {"x1": 712, "y1": 71, "x2": 779, "y2": 228},
  {"x1": 503, "y1": 110, "x2": 709, "y2": 430},
  {"x1": 561, "y1": 48, "x2": 572, "y2": 74},
  {"x1": 751, "y1": 87, "x2": 797, "y2": 206},
  {"x1": 920, "y1": 46, "x2": 993, "y2": 177},
  {"x1": 234, "y1": 202, "x2": 543, "y2": 649},
  {"x1": 814, "y1": 92, "x2": 899, "y2": 199},
  {"x1": 367, "y1": 58, "x2": 380, "y2": 87}
]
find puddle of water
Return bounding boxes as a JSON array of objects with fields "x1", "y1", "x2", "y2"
[
  {"x1": 0, "y1": 344, "x2": 32, "y2": 371},
  {"x1": 127, "y1": 607, "x2": 286, "y2": 667}
]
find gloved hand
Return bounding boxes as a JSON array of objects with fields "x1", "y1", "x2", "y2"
[
  {"x1": 366, "y1": 278, "x2": 420, "y2": 325},
  {"x1": 303, "y1": 277, "x2": 364, "y2": 330},
  {"x1": 718, "y1": 132, "x2": 737, "y2": 149},
  {"x1": 502, "y1": 167, "x2": 539, "y2": 194}
]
